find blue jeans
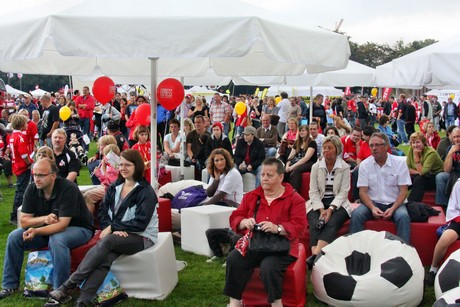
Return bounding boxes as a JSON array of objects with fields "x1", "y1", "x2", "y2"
[
  {"x1": 446, "y1": 116, "x2": 456, "y2": 128},
  {"x1": 12, "y1": 169, "x2": 31, "y2": 221},
  {"x1": 435, "y1": 172, "x2": 450, "y2": 206},
  {"x1": 79, "y1": 118, "x2": 91, "y2": 139},
  {"x1": 265, "y1": 147, "x2": 277, "y2": 158},
  {"x1": 222, "y1": 122, "x2": 230, "y2": 136},
  {"x1": 2, "y1": 227, "x2": 93, "y2": 290},
  {"x1": 396, "y1": 119, "x2": 408, "y2": 143},
  {"x1": 349, "y1": 202, "x2": 411, "y2": 243}
]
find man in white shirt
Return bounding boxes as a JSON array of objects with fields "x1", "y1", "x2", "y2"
[
  {"x1": 309, "y1": 122, "x2": 324, "y2": 158},
  {"x1": 275, "y1": 92, "x2": 290, "y2": 138},
  {"x1": 349, "y1": 132, "x2": 412, "y2": 243}
]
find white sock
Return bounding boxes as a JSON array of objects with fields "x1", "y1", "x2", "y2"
[{"x1": 430, "y1": 266, "x2": 439, "y2": 273}]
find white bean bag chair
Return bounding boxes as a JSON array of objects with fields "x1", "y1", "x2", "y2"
[
  {"x1": 435, "y1": 249, "x2": 460, "y2": 300},
  {"x1": 433, "y1": 287, "x2": 460, "y2": 307},
  {"x1": 311, "y1": 230, "x2": 424, "y2": 307},
  {"x1": 158, "y1": 180, "x2": 208, "y2": 197}
]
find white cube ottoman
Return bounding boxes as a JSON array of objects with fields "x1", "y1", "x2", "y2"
[
  {"x1": 243, "y1": 172, "x2": 256, "y2": 192},
  {"x1": 165, "y1": 165, "x2": 195, "y2": 181},
  {"x1": 111, "y1": 232, "x2": 178, "y2": 300},
  {"x1": 181, "y1": 205, "x2": 236, "y2": 257}
]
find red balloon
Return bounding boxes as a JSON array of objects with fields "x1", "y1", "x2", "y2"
[
  {"x1": 156, "y1": 78, "x2": 184, "y2": 111},
  {"x1": 92, "y1": 76, "x2": 115, "y2": 103},
  {"x1": 135, "y1": 103, "x2": 151, "y2": 126}
]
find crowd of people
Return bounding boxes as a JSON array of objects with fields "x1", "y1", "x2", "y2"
[{"x1": 0, "y1": 86, "x2": 459, "y2": 306}]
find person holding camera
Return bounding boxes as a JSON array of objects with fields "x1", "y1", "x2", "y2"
[
  {"x1": 306, "y1": 135, "x2": 352, "y2": 270},
  {"x1": 224, "y1": 157, "x2": 306, "y2": 307}
]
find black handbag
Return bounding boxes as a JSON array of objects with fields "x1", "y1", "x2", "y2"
[{"x1": 248, "y1": 197, "x2": 290, "y2": 255}]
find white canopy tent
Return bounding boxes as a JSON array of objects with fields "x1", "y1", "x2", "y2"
[
  {"x1": 0, "y1": 0, "x2": 350, "y2": 182},
  {"x1": 266, "y1": 86, "x2": 344, "y2": 97},
  {"x1": 234, "y1": 60, "x2": 375, "y2": 87},
  {"x1": 5, "y1": 84, "x2": 28, "y2": 96},
  {"x1": 29, "y1": 88, "x2": 50, "y2": 98},
  {"x1": 375, "y1": 34, "x2": 460, "y2": 89}
]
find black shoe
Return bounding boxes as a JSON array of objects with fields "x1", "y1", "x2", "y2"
[
  {"x1": 424, "y1": 270, "x2": 436, "y2": 286},
  {"x1": 48, "y1": 280, "x2": 77, "y2": 305},
  {"x1": 306, "y1": 254, "x2": 317, "y2": 271},
  {"x1": 0, "y1": 288, "x2": 18, "y2": 299}
]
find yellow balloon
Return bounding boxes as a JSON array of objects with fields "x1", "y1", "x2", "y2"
[
  {"x1": 235, "y1": 101, "x2": 247, "y2": 116},
  {"x1": 371, "y1": 88, "x2": 378, "y2": 97},
  {"x1": 275, "y1": 97, "x2": 282, "y2": 104},
  {"x1": 59, "y1": 106, "x2": 71, "y2": 121},
  {"x1": 449, "y1": 94, "x2": 455, "y2": 100}
]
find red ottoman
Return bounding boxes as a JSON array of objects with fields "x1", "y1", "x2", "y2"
[
  {"x1": 299, "y1": 172, "x2": 311, "y2": 201},
  {"x1": 158, "y1": 198, "x2": 172, "y2": 232},
  {"x1": 421, "y1": 190, "x2": 436, "y2": 206},
  {"x1": 442, "y1": 240, "x2": 460, "y2": 264},
  {"x1": 351, "y1": 203, "x2": 446, "y2": 265},
  {"x1": 70, "y1": 231, "x2": 101, "y2": 273},
  {"x1": 158, "y1": 170, "x2": 172, "y2": 187},
  {"x1": 241, "y1": 243, "x2": 307, "y2": 307}
]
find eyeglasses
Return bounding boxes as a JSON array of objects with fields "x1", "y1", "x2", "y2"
[
  {"x1": 33, "y1": 173, "x2": 53, "y2": 179},
  {"x1": 118, "y1": 163, "x2": 134, "y2": 169},
  {"x1": 369, "y1": 143, "x2": 386, "y2": 148}
]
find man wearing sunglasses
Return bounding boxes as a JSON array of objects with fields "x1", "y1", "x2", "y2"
[{"x1": 0, "y1": 158, "x2": 94, "y2": 301}]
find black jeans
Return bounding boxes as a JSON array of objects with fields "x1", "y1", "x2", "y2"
[
  {"x1": 68, "y1": 233, "x2": 148, "y2": 304},
  {"x1": 224, "y1": 249, "x2": 295, "y2": 303},
  {"x1": 408, "y1": 174, "x2": 436, "y2": 202},
  {"x1": 205, "y1": 228, "x2": 241, "y2": 257}
]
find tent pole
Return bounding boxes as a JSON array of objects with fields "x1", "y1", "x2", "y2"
[
  {"x1": 309, "y1": 86, "x2": 313, "y2": 125},
  {"x1": 150, "y1": 57, "x2": 159, "y2": 190},
  {"x1": 180, "y1": 77, "x2": 185, "y2": 180}
]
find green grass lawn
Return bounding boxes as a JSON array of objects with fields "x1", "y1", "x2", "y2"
[{"x1": 0, "y1": 140, "x2": 439, "y2": 306}]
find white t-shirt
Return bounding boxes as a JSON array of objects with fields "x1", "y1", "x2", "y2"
[
  {"x1": 277, "y1": 99, "x2": 291, "y2": 123},
  {"x1": 164, "y1": 132, "x2": 183, "y2": 151},
  {"x1": 208, "y1": 167, "x2": 243, "y2": 204}
]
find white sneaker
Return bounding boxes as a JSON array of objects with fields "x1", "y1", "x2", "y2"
[
  {"x1": 206, "y1": 256, "x2": 219, "y2": 263},
  {"x1": 222, "y1": 261, "x2": 227, "y2": 267}
]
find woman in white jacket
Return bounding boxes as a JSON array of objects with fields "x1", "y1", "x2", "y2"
[{"x1": 306, "y1": 135, "x2": 352, "y2": 269}]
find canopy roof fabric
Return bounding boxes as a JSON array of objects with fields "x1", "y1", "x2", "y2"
[
  {"x1": 0, "y1": 0, "x2": 350, "y2": 77},
  {"x1": 266, "y1": 86, "x2": 343, "y2": 97},
  {"x1": 233, "y1": 60, "x2": 374, "y2": 87},
  {"x1": 375, "y1": 34, "x2": 460, "y2": 88},
  {"x1": 5, "y1": 84, "x2": 28, "y2": 96}
]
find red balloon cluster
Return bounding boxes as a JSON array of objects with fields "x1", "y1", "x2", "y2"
[
  {"x1": 135, "y1": 103, "x2": 151, "y2": 126},
  {"x1": 92, "y1": 76, "x2": 115, "y2": 103},
  {"x1": 156, "y1": 78, "x2": 184, "y2": 111}
]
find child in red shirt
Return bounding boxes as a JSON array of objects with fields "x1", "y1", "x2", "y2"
[
  {"x1": 131, "y1": 125, "x2": 151, "y2": 183},
  {"x1": 9, "y1": 114, "x2": 33, "y2": 224}
]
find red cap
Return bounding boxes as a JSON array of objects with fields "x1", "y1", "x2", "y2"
[{"x1": 212, "y1": 122, "x2": 223, "y2": 131}]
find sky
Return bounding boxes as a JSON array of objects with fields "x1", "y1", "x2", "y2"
[
  {"x1": 2, "y1": 0, "x2": 459, "y2": 45},
  {"x1": 245, "y1": 0, "x2": 460, "y2": 45}
]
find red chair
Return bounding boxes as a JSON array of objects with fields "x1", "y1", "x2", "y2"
[
  {"x1": 350, "y1": 203, "x2": 446, "y2": 266},
  {"x1": 158, "y1": 170, "x2": 172, "y2": 187},
  {"x1": 69, "y1": 231, "x2": 100, "y2": 273},
  {"x1": 158, "y1": 198, "x2": 172, "y2": 232},
  {"x1": 241, "y1": 243, "x2": 307, "y2": 307},
  {"x1": 421, "y1": 190, "x2": 436, "y2": 206},
  {"x1": 442, "y1": 240, "x2": 460, "y2": 264}
]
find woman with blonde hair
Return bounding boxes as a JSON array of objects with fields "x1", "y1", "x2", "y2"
[
  {"x1": 277, "y1": 117, "x2": 299, "y2": 163},
  {"x1": 87, "y1": 135, "x2": 117, "y2": 185},
  {"x1": 36, "y1": 146, "x2": 55, "y2": 162},
  {"x1": 84, "y1": 144, "x2": 121, "y2": 213},
  {"x1": 188, "y1": 96, "x2": 209, "y2": 121}
]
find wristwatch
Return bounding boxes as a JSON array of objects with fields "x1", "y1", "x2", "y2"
[
  {"x1": 277, "y1": 225, "x2": 282, "y2": 234},
  {"x1": 329, "y1": 205, "x2": 337, "y2": 212}
]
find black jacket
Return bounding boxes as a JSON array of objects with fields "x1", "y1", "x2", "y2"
[
  {"x1": 99, "y1": 178, "x2": 158, "y2": 239},
  {"x1": 205, "y1": 134, "x2": 233, "y2": 161},
  {"x1": 234, "y1": 137, "x2": 266, "y2": 171}
]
